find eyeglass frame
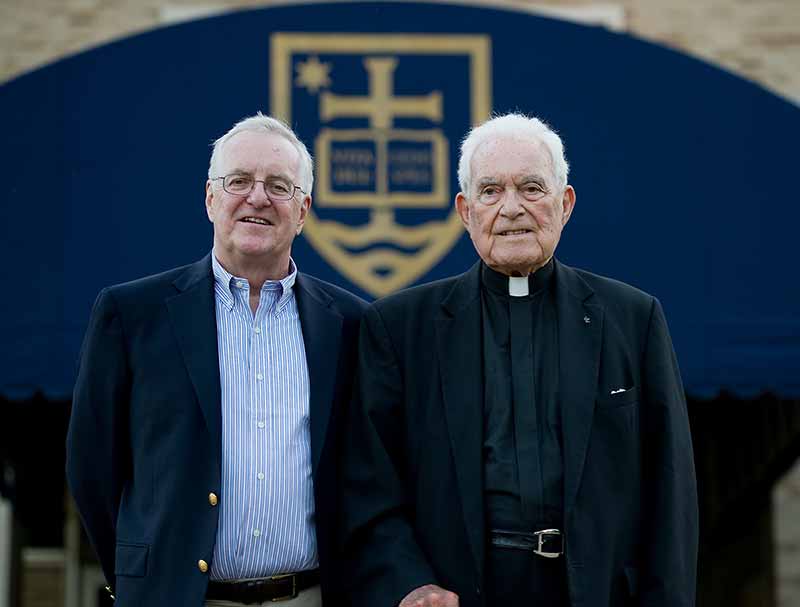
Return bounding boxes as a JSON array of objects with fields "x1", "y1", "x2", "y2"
[{"x1": 210, "y1": 173, "x2": 307, "y2": 202}]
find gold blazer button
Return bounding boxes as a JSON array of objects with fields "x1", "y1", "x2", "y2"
[
  {"x1": 208, "y1": 492, "x2": 218, "y2": 506},
  {"x1": 198, "y1": 559, "x2": 208, "y2": 573}
]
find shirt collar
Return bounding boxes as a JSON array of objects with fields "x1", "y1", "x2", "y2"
[
  {"x1": 211, "y1": 251, "x2": 298, "y2": 312},
  {"x1": 480, "y1": 257, "x2": 554, "y2": 298},
  {"x1": 274, "y1": 259, "x2": 298, "y2": 312}
]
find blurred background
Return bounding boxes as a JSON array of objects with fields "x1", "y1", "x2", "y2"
[{"x1": 0, "y1": 1, "x2": 799, "y2": 606}]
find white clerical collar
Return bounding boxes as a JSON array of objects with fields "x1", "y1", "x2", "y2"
[{"x1": 508, "y1": 276, "x2": 530, "y2": 297}]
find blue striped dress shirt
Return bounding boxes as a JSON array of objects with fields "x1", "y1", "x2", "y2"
[{"x1": 209, "y1": 253, "x2": 317, "y2": 580}]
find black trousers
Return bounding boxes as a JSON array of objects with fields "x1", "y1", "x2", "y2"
[{"x1": 485, "y1": 544, "x2": 569, "y2": 606}]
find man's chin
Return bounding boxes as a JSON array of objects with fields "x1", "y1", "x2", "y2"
[
  {"x1": 225, "y1": 244, "x2": 277, "y2": 264},
  {"x1": 488, "y1": 255, "x2": 546, "y2": 276},
  {"x1": 232, "y1": 236, "x2": 275, "y2": 255}
]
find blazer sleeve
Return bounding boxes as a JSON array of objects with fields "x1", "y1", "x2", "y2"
[
  {"x1": 340, "y1": 305, "x2": 437, "y2": 607},
  {"x1": 66, "y1": 288, "x2": 132, "y2": 587},
  {"x1": 639, "y1": 298, "x2": 699, "y2": 606}
]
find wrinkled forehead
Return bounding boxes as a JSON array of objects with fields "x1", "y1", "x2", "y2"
[
  {"x1": 218, "y1": 130, "x2": 301, "y2": 176},
  {"x1": 471, "y1": 135, "x2": 555, "y2": 183}
]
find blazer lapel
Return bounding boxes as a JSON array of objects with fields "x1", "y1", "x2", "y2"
[
  {"x1": 554, "y1": 261, "x2": 604, "y2": 517},
  {"x1": 436, "y1": 262, "x2": 485, "y2": 579},
  {"x1": 166, "y1": 255, "x2": 222, "y2": 463},
  {"x1": 294, "y1": 274, "x2": 342, "y2": 478}
]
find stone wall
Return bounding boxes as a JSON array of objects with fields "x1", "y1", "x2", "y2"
[
  {"x1": 776, "y1": 463, "x2": 800, "y2": 606},
  {"x1": 1, "y1": 0, "x2": 799, "y2": 104}
]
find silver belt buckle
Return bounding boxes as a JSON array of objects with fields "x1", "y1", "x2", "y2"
[{"x1": 533, "y1": 528, "x2": 562, "y2": 558}]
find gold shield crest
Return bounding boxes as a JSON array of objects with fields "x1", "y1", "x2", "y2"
[{"x1": 271, "y1": 34, "x2": 491, "y2": 296}]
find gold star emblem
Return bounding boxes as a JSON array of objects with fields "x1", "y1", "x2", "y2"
[{"x1": 295, "y1": 56, "x2": 332, "y2": 94}]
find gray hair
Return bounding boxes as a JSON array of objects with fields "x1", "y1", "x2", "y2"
[
  {"x1": 208, "y1": 112, "x2": 314, "y2": 194},
  {"x1": 457, "y1": 112, "x2": 569, "y2": 194}
]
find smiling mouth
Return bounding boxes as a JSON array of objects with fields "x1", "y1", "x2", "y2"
[
  {"x1": 240, "y1": 217, "x2": 272, "y2": 226},
  {"x1": 498, "y1": 229, "x2": 532, "y2": 236}
]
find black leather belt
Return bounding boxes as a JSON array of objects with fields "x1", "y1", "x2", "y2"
[
  {"x1": 490, "y1": 528, "x2": 564, "y2": 558},
  {"x1": 206, "y1": 569, "x2": 320, "y2": 603}
]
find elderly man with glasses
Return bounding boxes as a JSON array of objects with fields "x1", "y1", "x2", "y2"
[
  {"x1": 341, "y1": 113, "x2": 698, "y2": 607},
  {"x1": 67, "y1": 114, "x2": 366, "y2": 607}
]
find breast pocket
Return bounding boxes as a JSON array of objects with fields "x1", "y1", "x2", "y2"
[
  {"x1": 596, "y1": 386, "x2": 639, "y2": 410},
  {"x1": 595, "y1": 386, "x2": 640, "y2": 453}
]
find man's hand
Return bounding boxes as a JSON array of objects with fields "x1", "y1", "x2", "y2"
[{"x1": 399, "y1": 584, "x2": 459, "y2": 607}]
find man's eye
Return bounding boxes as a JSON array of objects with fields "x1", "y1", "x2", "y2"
[
  {"x1": 522, "y1": 184, "x2": 545, "y2": 197},
  {"x1": 269, "y1": 181, "x2": 291, "y2": 194},
  {"x1": 228, "y1": 176, "x2": 251, "y2": 187},
  {"x1": 482, "y1": 186, "x2": 500, "y2": 196}
]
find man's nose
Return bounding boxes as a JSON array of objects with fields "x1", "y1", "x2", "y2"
[
  {"x1": 498, "y1": 190, "x2": 525, "y2": 217},
  {"x1": 246, "y1": 182, "x2": 272, "y2": 207}
]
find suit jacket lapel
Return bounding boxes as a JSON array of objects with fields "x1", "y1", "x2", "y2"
[
  {"x1": 166, "y1": 255, "x2": 222, "y2": 464},
  {"x1": 554, "y1": 260, "x2": 603, "y2": 517},
  {"x1": 295, "y1": 274, "x2": 342, "y2": 478},
  {"x1": 436, "y1": 262, "x2": 485, "y2": 579}
]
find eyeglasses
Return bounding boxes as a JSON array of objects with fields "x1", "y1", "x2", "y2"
[{"x1": 212, "y1": 173, "x2": 306, "y2": 202}]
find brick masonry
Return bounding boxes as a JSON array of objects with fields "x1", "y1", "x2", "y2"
[
  {"x1": 1, "y1": 0, "x2": 799, "y2": 104},
  {"x1": 2, "y1": 1, "x2": 799, "y2": 606}
]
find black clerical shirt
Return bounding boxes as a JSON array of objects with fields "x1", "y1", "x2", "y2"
[{"x1": 481, "y1": 259, "x2": 564, "y2": 531}]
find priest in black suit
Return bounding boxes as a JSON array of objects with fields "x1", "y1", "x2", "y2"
[{"x1": 341, "y1": 113, "x2": 698, "y2": 607}]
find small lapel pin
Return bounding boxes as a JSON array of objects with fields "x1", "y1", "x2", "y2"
[{"x1": 583, "y1": 315, "x2": 591, "y2": 324}]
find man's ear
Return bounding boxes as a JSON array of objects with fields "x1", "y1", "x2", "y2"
[
  {"x1": 205, "y1": 180, "x2": 216, "y2": 223},
  {"x1": 296, "y1": 194, "x2": 312, "y2": 235},
  {"x1": 560, "y1": 185, "x2": 576, "y2": 226},
  {"x1": 455, "y1": 192, "x2": 471, "y2": 229}
]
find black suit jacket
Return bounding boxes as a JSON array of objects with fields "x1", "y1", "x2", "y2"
[
  {"x1": 66, "y1": 254, "x2": 366, "y2": 606},
  {"x1": 341, "y1": 260, "x2": 698, "y2": 607}
]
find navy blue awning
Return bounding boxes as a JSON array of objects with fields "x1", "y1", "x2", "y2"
[{"x1": 1, "y1": 2, "x2": 798, "y2": 399}]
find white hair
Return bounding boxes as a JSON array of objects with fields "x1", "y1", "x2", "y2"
[
  {"x1": 457, "y1": 112, "x2": 569, "y2": 194},
  {"x1": 208, "y1": 112, "x2": 314, "y2": 194}
]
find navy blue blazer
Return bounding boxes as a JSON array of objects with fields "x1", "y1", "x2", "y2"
[
  {"x1": 341, "y1": 260, "x2": 698, "y2": 607},
  {"x1": 67, "y1": 254, "x2": 366, "y2": 606}
]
